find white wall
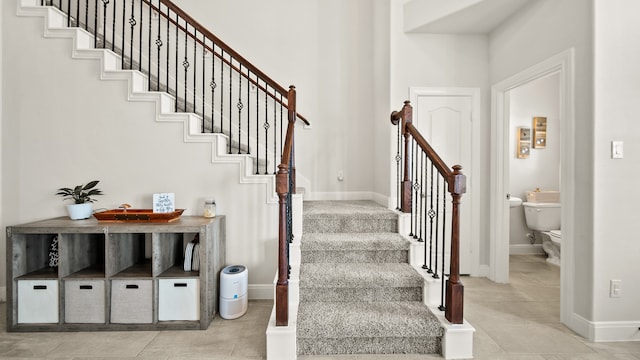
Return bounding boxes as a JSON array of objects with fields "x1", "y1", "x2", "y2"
[
  {"x1": 389, "y1": 0, "x2": 491, "y2": 265},
  {"x1": 490, "y1": 0, "x2": 595, "y2": 334},
  {"x1": 172, "y1": 0, "x2": 380, "y2": 200},
  {"x1": 593, "y1": 0, "x2": 640, "y2": 330},
  {"x1": 509, "y1": 73, "x2": 560, "y2": 250},
  {"x1": 1, "y1": 1, "x2": 279, "y2": 295}
]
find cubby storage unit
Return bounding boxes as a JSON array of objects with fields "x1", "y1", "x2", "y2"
[{"x1": 6, "y1": 216, "x2": 225, "y2": 332}]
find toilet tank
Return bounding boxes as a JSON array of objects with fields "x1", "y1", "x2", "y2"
[{"x1": 522, "y1": 202, "x2": 561, "y2": 231}]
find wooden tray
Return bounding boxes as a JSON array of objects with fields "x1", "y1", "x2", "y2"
[{"x1": 94, "y1": 209, "x2": 184, "y2": 223}]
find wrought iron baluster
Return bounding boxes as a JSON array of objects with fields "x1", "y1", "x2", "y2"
[
  {"x1": 183, "y1": 22, "x2": 188, "y2": 112},
  {"x1": 220, "y1": 49, "x2": 224, "y2": 134},
  {"x1": 147, "y1": 0, "x2": 151, "y2": 87},
  {"x1": 138, "y1": 0, "x2": 142, "y2": 72},
  {"x1": 121, "y1": 0, "x2": 125, "y2": 68},
  {"x1": 174, "y1": 12, "x2": 178, "y2": 110},
  {"x1": 439, "y1": 178, "x2": 448, "y2": 312},
  {"x1": 129, "y1": 0, "x2": 135, "y2": 70},
  {"x1": 433, "y1": 172, "x2": 440, "y2": 280},
  {"x1": 158, "y1": 7, "x2": 168, "y2": 95},
  {"x1": 237, "y1": 64, "x2": 243, "y2": 154},
  {"x1": 67, "y1": 0, "x2": 70, "y2": 26},
  {"x1": 75, "y1": 0, "x2": 79, "y2": 27},
  {"x1": 405, "y1": 138, "x2": 417, "y2": 238},
  {"x1": 101, "y1": 0, "x2": 108, "y2": 48},
  {"x1": 111, "y1": 0, "x2": 115, "y2": 51},
  {"x1": 86, "y1": 0, "x2": 89, "y2": 31},
  {"x1": 229, "y1": 56, "x2": 232, "y2": 153},
  {"x1": 193, "y1": 30, "x2": 197, "y2": 116},
  {"x1": 210, "y1": 44, "x2": 216, "y2": 133},
  {"x1": 263, "y1": 86, "x2": 269, "y2": 174},
  {"x1": 201, "y1": 39, "x2": 206, "y2": 131},
  {"x1": 93, "y1": 0, "x2": 98, "y2": 47},
  {"x1": 255, "y1": 78, "x2": 259, "y2": 174},
  {"x1": 418, "y1": 152, "x2": 425, "y2": 242},
  {"x1": 273, "y1": 93, "x2": 277, "y2": 173},
  {"x1": 156, "y1": 1, "x2": 162, "y2": 91},
  {"x1": 426, "y1": 162, "x2": 435, "y2": 273},
  {"x1": 247, "y1": 71, "x2": 250, "y2": 153}
]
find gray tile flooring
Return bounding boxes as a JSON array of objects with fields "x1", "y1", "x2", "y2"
[{"x1": 1, "y1": 256, "x2": 639, "y2": 359}]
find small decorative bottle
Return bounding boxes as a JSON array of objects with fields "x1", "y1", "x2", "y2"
[{"x1": 203, "y1": 198, "x2": 216, "y2": 218}]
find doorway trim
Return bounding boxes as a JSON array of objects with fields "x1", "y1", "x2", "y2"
[
  {"x1": 489, "y1": 49, "x2": 575, "y2": 325},
  {"x1": 410, "y1": 87, "x2": 481, "y2": 277}
]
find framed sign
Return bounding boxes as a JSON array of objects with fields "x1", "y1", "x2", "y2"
[{"x1": 153, "y1": 193, "x2": 175, "y2": 213}]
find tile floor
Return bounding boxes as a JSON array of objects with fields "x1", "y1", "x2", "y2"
[{"x1": 1, "y1": 255, "x2": 639, "y2": 359}]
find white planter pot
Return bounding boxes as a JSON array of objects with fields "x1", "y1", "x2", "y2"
[{"x1": 66, "y1": 203, "x2": 93, "y2": 220}]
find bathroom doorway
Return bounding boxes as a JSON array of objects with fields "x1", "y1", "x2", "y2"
[
  {"x1": 508, "y1": 73, "x2": 561, "y2": 257},
  {"x1": 489, "y1": 49, "x2": 576, "y2": 326}
]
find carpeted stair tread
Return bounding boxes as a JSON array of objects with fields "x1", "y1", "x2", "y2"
[
  {"x1": 303, "y1": 200, "x2": 398, "y2": 219},
  {"x1": 301, "y1": 232, "x2": 409, "y2": 251},
  {"x1": 297, "y1": 301, "x2": 443, "y2": 339},
  {"x1": 303, "y1": 201, "x2": 398, "y2": 233},
  {"x1": 300, "y1": 263, "x2": 423, "y2": 289}
]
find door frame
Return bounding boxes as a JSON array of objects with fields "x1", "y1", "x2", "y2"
[
  {"x1": 489, "y1": 49, "x2": 575, "y2": 325},
  {"x1": 410, "y1": 87, "x2": 481, "y2": 277}
]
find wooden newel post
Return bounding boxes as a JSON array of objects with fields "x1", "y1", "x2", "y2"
[
  {"x1": 275, "y1": 164, "x2": 289, "y2": 326},
  {"x1": 445, "y1": 165, "x2": 466, "y2": 324},
  {"x1": 391, "y1": 101, "x2": 413, "y2": 213}
]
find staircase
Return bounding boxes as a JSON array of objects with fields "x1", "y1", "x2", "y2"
[{"x1": 297, "y1": 201, "x2": 443, "y2": 355}]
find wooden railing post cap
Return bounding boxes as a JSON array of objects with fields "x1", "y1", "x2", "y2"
[
  {"x1": 453, "y1": 164, "x2": 463, "y2": 173},
  {"x1": 289, "y1": 85, "x2": 296, "y2": 90}
]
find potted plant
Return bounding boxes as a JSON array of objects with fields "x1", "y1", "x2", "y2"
[{"x1": 56, "y1": 180, "x2": 103, "y2": 220}]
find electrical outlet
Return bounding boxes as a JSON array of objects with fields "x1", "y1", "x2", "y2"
[{"x1": 610, "y1": 280, "x2": 622, "y2": 298}]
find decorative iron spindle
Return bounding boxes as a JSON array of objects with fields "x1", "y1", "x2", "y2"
[
  {"x1": 263, "y1": 88, "x2": 269, "y2": 174},
  {"x1": 220, "y1": 49, "x2": 224, "y2": 134},
  {"x1": 255, "y1": 79, "x2": 259, "y2": 174},
  {"x1": 237, "y1": 64, "x2": 243, "y2": 154},
  {"x1": 439, "y1": 179, "x2": 447, "y2": 311},
  {"x1": 156, "y1": 4, "x2": 162, "y2": 91},
  {"x1": 138, "y1": 0, "x2": 142, "y2": 71},
  {"x1": 111, "y1": 0, "x2": 115, "y2": 51},
  {"x1": 193, "y1": 31, "x2": 197, "y2": 115},
  {"x1": 228, "y1": 56, "x2": 232, "y2": 153}
]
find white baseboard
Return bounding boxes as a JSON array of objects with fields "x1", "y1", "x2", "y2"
[
  {"x1": 509, "y1": 243, "x2": 544, "y2": 255},
  {"x1": 571, "y1": 312, "x2": 640, "y2": 342},
  {"x1": 475, "y1": 265, "x2": 490, "y2": 278},
  {"x1": 0, "y1": 286, "x2": 5, "y2": 302},
  {"x1": 249, "y1": 284, "x2": 274, "y2": 300}
]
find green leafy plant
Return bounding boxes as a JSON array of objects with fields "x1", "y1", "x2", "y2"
[{"x1": 56, "y1": 180, "x2": 103, "y2": 204}]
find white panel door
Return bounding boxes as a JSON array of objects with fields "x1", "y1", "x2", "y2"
[{"x1": 413, "y1": 93, "x2": 474, "y2": 275}]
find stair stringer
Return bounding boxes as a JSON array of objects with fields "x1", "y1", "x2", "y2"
[{"x1": 17, "y1": 0, "x2": 278, "y2": 204}]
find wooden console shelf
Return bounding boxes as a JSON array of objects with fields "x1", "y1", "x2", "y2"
[{"x1": 6, "y1": 216, "x2": 225, "y2": 332}]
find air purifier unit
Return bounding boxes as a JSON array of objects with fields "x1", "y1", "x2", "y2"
[{"x1": 219, "y1": 265, "x2": 248, "y2": 319}]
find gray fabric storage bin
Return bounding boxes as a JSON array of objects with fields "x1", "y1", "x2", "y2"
[
  {"x1": 158, "y1": 278, "x2": 200, "y2": 321},
  {"x1": 17, "y1": 280, "x2": 59, "y2": 324},
  {"x1": 64, "y1": 280, "x2": 105, "y2": 323},
  {"x1": 110, "y1": 279, "x2": 153, "y2": 324}
]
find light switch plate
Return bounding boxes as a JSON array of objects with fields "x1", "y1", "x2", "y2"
[{"x1": 612, "y1": 141, "x2": 624, "y2": 159}]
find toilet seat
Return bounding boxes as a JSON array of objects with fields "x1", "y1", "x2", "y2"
[{"x1": 549, "y1": 230, "x2": 561, "y2": 245}]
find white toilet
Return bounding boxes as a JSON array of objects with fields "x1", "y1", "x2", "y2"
[{"x1": 522, "y1": 201, "x2": 561, "y2": 266}]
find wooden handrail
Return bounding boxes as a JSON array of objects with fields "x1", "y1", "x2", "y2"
[
  {"x1": 146, "y1": 0, "x2": 310, "y2": 125},
  {"x1": 391, "y1": 100, "x2": 465, "y2": 324}
]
